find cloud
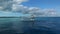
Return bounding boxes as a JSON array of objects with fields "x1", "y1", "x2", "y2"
[
  {"x1": 0, "y1": 0, "x2": 28, "y2": 11},
  {"x1": 42, "y1": 9, "x2": 57, "y2": 17},
  {"x1": 0, "y1": 0, "x2": 58, "y2": 17},
  {"x1": 12, "y1": 4, "x2": 29, "y2": 14},
  {"x1": 26, "y1": 7, "x2": 57, "y2": 17},
  {"x1": 13, "y1": 0, "x2": 28, "y2": 4},
  {"x1": 12, "y1": 4, "x2": 57, "y2": 17},
  {"x1": 0, "y1": 0, "x2": 13, "y2": 11}
]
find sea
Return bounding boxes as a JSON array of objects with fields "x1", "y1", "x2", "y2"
[{"x1": 0, "y1": 17, "x2": 60, "y2": 34}]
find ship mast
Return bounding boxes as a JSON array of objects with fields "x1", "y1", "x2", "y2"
[{"x1": 30, "y1": 12, "x2": 36, "y2": 28}]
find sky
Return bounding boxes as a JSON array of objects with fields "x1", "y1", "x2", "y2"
[
  {"x1": 18, "y1": 0, "x2": 60, "y2": 16},
  {"x1": 0, "y1": 0, "x2": 60, "y2": 17},
  {"x1": 22, "y1": 0, "x2": 60, "y2": 15},
  {"x1": 22, "y1": 0, "x2": 60, "y2": 10}
]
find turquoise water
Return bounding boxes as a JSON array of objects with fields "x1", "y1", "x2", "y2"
[
  {"x1": 0, "y1": 17, "x2": 60, "y2": 34},
  {"x1": 0, "y1": 18, "x2": 20, "y2": 30},
  {"x1": 0, "y1": 17, "x2": 33, "y2": 34}
]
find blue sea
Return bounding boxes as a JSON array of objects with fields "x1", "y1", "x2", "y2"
[{"x1": 0, "y1": 17, "x2": 60, "y2": 34}]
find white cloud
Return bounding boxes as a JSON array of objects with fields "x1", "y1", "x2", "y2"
[
  {"x1": 13, "y1": 0, "x2": 28, "y2": 4},
  {"x1": 12, "y1": 4, "x2": 29, "y2": 14},
  {"x1": 42, "y1": 9, "x2": 57, "y2": 17},
  {"x1": 12, "y1": 0, "x2": 29, "y2": 13},
  {"x1": 0, "y1": 0, "x2": 58, "y2": 17},
  {"x1": 24, "y1": 7, "x2": 57, "y2": 17},
  {"x1": 0, "y1": 6, "x2": 3, "y2": 10},
  {"x1": 12, "y1": 5, "x2": 57, "y2": 17},
  {"x1": 0, "y1": 0, "x2": 13, "y2": 11},
  {"x1": 28, "y1": 7, "x2": 44, "y2": 15},
  {"x1": 0, "y1": 0, "x2": 28, "y2": 11}
]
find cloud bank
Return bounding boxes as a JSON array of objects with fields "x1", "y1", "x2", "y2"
[
  {"x1": 0, "y1": 0, "x2": 28, "y2": 11},
  {"x1": 0, "y1": 0, "x2": 13, "y2": 11},
  {"x1": 0, "y1": 0, "x2": 58, "y2": 17}
]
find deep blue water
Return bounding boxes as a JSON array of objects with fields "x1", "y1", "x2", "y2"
[{"x1": 0, "y1": 17, "x2": 60, "y2": 34}]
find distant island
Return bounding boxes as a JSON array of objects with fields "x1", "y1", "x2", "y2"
[{"x1": 0, "y1": 16, "x2": 20, "y2": 18}]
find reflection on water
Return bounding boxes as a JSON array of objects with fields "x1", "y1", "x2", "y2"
[{"x1": 0, "y1": 17, "x2": 60, "y2": 34}]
